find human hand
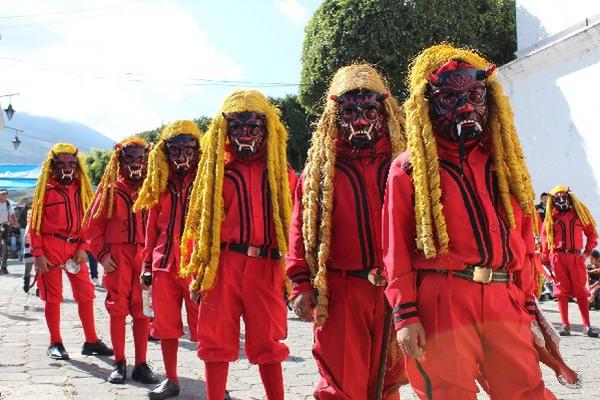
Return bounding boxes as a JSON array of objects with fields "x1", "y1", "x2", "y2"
[
  {"x1": 396, "y1": 322, "x2": 426, "y2": 358},
  {"x1": 73, "y1": 249, "x2": 87, "y2": 264},
  {"x1": 35, "y1": 255, "x2": 54, "y2": 274},
  {"x1": 291, "y1": 291, "x2": 316, "y2": 322},
  {"x1": 101, "y1": 253, "x2": 117, "y2": 272}
]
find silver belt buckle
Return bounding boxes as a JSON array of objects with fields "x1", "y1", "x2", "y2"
[
  {"x1": 246, "y1": 245, "x2": 261, "y2": 258},
  {"x1": 367, "y1": 267, "x2": 387, "y2": 287},
  {"x1": 472, "y1": 266, "x2": 493, "y2": 284}
]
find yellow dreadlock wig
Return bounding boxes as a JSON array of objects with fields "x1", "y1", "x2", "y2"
[
  {"x1": 404, "y1": 43, "x2": 537, "y2": 259},
  {"x1": 82, "y1": 136, "x2": 147, "y2": 228},
  {"x1": 302, "y1": 63, "x2": 406, "y2": 326},
  {"x1": 180, "y1": 90, "x2": 293, "y2": 295},
  {"x1": 545, "y1": 185, "x2": 597, "y2": 249},
  {"x1": 132, "y1": 120, "x2": 203, "y2": 212},
  {"x1": 31, "y1": 143, "x2": 94, "y2": 235}
]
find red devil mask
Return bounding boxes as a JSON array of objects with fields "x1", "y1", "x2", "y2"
[
  {"x1": 331, "y1": 89, "x2": 389, "y2": 150},
  {"x1": 224, "y1": 112, "x2": 267, "y2": 159},
  {"x1": 552, "y1": 191, "x2": 572, "y2": 213},
  {"x1": 118, "y1": 143, "x2": 150, "y2": 187},
  {"x1": 427, "y1": 59, "x2": 496, "y2": 143},
  {"x1": 165, "y1": 134, "x2": 199, "y2": 175},
  {"x1": 51, "y1": 152, "x2": 79, "y2": 186}
]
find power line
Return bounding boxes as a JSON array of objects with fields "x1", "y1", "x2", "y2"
[{"x1": 0, "y1": 56, "x2": 302, "y2": 87}]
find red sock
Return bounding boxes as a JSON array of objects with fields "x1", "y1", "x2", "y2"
[
  {"x1": 258, "y1": 362, "x2": 284, "y2": 400},
  {"x1": 45, "y1": 302, "x2": 62, "y2": 344},
  {"x1": 161, "y1": 339, "x2": 179, "y2": 383},
  {"x1": 558, "y1": 297, "x2": 570, "y2": 327},
  {"x1": 576, "y1": 296, "x2": 591, "y2": 327},
  {"x1": 132, "y1": 318, "x2": 149, "y2": 365},
  {"x1": 110, "y1": 315, "x2": 126, "y2": 363},
  {"x1": 205, "y1": 362, "x2": 229, "y2": 400},
  {"x1": 77, "y1": 301, "x2": 99, "y2": 343}
]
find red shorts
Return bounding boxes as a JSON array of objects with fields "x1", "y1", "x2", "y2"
[
  {"x1": 150, "y1": 270, "x2": 198, "y2": 341},
  {"x1": 197, "y1": 249, "x2": 289, "y2": 364},
  {"x1": 551, "y1": 252, "x2": 589, "y2": 298},
  {"x1": 36, "y1": 235, "x2": 94, "y2": 304},
  {"x1": 103, "y1": 243, "x2": 146, "y2": 319}
]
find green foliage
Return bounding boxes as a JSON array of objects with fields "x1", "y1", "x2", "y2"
[
  {"x1": 137, "y1": 118, "x2": 212, "y2": 144},
  {"x1": 270, "y1": 95, "x2": 315, "y2": 171},
  {"x1": 300, "y1": 0, "x2": 516, "y2": 113},
  {"x1": 84, "y1": 148, "x2": 112, "y2": 186}
]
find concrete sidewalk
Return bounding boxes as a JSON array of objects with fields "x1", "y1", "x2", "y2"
[{"x1": 1, "y1": 260, "x2": 599, "y2": 399}]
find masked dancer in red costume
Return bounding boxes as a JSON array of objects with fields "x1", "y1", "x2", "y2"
[{"x1": 31, "y1": 143, "x2": 113, "y2": 360}]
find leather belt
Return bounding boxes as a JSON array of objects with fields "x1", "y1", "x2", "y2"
[
  {"x1": 428, "y1": 265, "x2": 512, "y2": 284},
  {"x1": 53, "y1": 233, "x2": 80, "y2": 244},
  {"x1": 328, "y1": 267, "x2": 387, "y2": 287},
  {"x1": 221, "y1": 242, "x2": 281, "y2": 260},
  {"x1": 555, "y1": 249, "x2": 582, "y2": 254}
]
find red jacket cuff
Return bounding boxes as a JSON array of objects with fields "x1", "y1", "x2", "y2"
[
  {"x1": 394, "y1": 316, "x2": 421, "y2": 330},
  {"x1": 31, "y1": 247, "x2": 44, "y2": 257},
  {"x1": 290, "y1": 283, "x2": 313, "y2": 299}
]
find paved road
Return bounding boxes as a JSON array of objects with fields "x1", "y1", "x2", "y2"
[{"x1": 1, "y1": 260, "x2": 599, "y2": 399}]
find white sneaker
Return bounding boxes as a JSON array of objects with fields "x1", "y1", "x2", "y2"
[{"x1": 92, "y1": 277, "x2": 101, "y2": 287}]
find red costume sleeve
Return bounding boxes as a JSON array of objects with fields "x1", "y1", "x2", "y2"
[
  {"x1": 382, "y1": 159, "x2": 420, "y2": 330},
  {"x1": 583, "y1": 223, "x2": 598, "y2": 256},
  {"x1": 514, "y1": 213, "x2": 537, "y2": 318},
  {"x1": 285, "y1": 173, "x2": 313, "y2": 298},
  {"x1": 30, "y1": 228, "x2": 44, "y2": 257},
  {"x1": 84, "y1": 192, "x2": 109, "y2": 262},
  {"x1": 287, "y1": 166, "x2": 299, "y2": 198},
  {"x1": 142, "y1": 204, "x2": 160, "y2": 273},
  {"x1": 540, "y1": 222, "x2": 550, "y2": 265}
]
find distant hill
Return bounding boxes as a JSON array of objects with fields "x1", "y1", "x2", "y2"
[{"x1": 0, "y1": 112, "x2": 114, "y2": 164}]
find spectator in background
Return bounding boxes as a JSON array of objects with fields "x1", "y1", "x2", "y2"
[
  {"x1": 536, "y1": 192, "x2": 549, "y2": 221},
  {"x1": 0, "y1": 188, "x2": 16, "y2": 274},
  {"x1": 588, "y1": 250, "x2": 600, "y2": 310},
  {"x1": 22, "y1": 209, "x2": 34, "y2": 292},
  {"x1": 15, "y1": 197, "x2": 31, "y2": 257}
]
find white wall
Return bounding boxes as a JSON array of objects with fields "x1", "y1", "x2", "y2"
[
  {"x1": 499, "y1": 22, "x2": 600, "y2": 221},
  {"x1": 517, "y1": 0, "x2": 600, "y2": 51}
]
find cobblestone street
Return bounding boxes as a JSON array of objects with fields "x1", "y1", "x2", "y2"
[{"x1": 1, "y1": 260, "x2": 599, "y2": 400}]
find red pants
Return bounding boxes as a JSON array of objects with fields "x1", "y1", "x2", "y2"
[
  {"x1": 36, "y1": 236, "x2": 94, "y2": 304},
  {"x1": 197, "y1": 250, "x2": 288, "y2": 364},
  {"x1": 313, "y1": 272, "x2": 400, "y2": 400},
  {"x1": 103, "y1": 244, "x2": 145, "y2": 319},
  {"x1": 406, "y1": 273, "x2": 555, "y2": 400},
  {"x1": 151, "y1": 270, "x2": 198, "y2": 341},
  {"x1": 551, "y1": 253, "x2": 589, "y2": 299}
]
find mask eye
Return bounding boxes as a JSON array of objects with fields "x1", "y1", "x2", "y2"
[
  {"x1": 468, "y1": 88, "x2": 486, "y2": 105},
  {"x1": 435, "y1": 92, "x2": 458, "y2": 109},
  {"x1": 365, "y1": 108, "x2": 380, "y2": 120}
]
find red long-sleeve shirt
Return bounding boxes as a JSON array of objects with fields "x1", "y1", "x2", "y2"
[
  {"x1": 383, "y1": 139, "x2": 537, "y2": 330},
  {"x1": 286, "y1": 138, "x2": 392, "y2": 298},
  {"x1": 541, "y1": 208, "x2": 598, "y2": 263},
  {"x1": 31, "y1": 179, "x2": 88, "y2": 256},
  {"x1": 142, "y1": 171, "x2": 195, "y2": 273},
  {"x1": 85, "y1": 179, "x2": 147, "y2": 262},
  {"x1": 221, "y1": 156, "x2": 297, "y2": 248}
]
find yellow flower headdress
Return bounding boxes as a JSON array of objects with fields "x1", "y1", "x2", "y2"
[
  {"x1": 180, "y1": 90, "x2": 293, "y2": 295},
  {"x1": 545, "y1": 185, "x2": 596, "y2": 248},
  {"x1": 132, "y1": 120, "x2": 203, "y2": 212},
  {"x1": 302, "y1": 63, "x2": 406, "y2": 326},
  {"x1": 82, "y1": 136, "x2": 147, "y2": 228},
  {"x1": 31, "y1": 143, "x2": 94, "y2": 235},
  {"x1": 404, "y1": 43, "x2": 537, "y2": 259}
]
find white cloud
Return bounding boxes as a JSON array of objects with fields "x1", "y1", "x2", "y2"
[
  {"x1": 274, "y1": 0, "x2": 308, "y2": 23},
  {"x1": 0, "y1": 0, "x2": 244, "y2": 141}
]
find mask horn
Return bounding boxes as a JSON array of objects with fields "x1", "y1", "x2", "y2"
[
  {"x1": 114, "y1": 143, "x2": 123, "y2": 151},
  {"x1": 428, "y1": 72, "x2": 439, "y2": 85},
  {"x1": 485, "y1": 64, "x2": 497, "y2": 77},
  {"x1": 330, "y1": 95, "x2": 340, "y2": 102},
  {"x1": 376, "y1": 92, "x2": 390, "y2": 102},
  {"x1": 74, "y1": 149, "x2": 78, "y2": 156}
]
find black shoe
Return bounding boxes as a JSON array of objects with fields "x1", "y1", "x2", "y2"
[
  {"x1": 583, "y1": 326, "x2": 599, "y2": 338},
  {"x1": 148, "y1": 334, "x2": 159, "y2": 342},
  {"x1": 132, "y1": 362, "x2": 159, "y2": 384},
  {"x1": 47, "y1": 343, "x2": 70, "y2": 360},
  {"x1": 0, "y1": 266, "x2": 8, "y2": 275},
  {"x1": 559, "y1": 325, "x2": 571, "y2": 336},
  {"x1": 82, "y1": 339, "x2": 114, "y2": 356},
  {"x1": 108, "y1": 361, "x2": 126, "y2": 384},
  {"x1": 224, "y1": 390, "x2": 231, "y2": 400},
  {"x1": 23, "y1": 276, "x2": 31, "y2": 293},
  {"x1": 148, "y1": 379, "x2": 180, "y2": 400}
]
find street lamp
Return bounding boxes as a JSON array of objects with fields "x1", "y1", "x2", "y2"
[
  {"x1": 4, "y1": 104, "x2": 15, "y2": 121},
  {"x1": 3, "y1": 126, "x2": 23, "y2": 150}
]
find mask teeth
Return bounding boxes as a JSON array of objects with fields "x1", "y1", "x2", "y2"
[
  {"x1": 234, "y1": 138, "x2": 255, "y2": 152},
  {"x1": 365, "y1": 124, "x2": 373, "y2": 140},
  {"x1": 349, "y1": 124, "x2": 374, "y2": 141},
  {"x1": 473, "y1": 122, "x2": 482, "y2": 132},
  {"x1": 61, "y1": 170, "x2": 74, "y2": 180},
  {"x1": 456, "y1": 123, "x2": 462, "y2": 138}
]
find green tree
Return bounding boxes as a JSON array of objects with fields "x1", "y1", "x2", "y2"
[
  {"x1": 300, "y1": 0, "x2": 516, "y2": 113},
  {"x1": 84, "y1": 148, "x2": 112, "y2": 186},
  {"x1": 137, "y1": 118, "x2": 212, "y2": 144},
  {"x1": 270, "y1": 95, "x2": 314, "y2": 171}
]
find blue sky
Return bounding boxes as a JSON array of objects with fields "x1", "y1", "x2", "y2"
[{"x1": 0, "y1": 0, "x2": 323, "y2": 140}]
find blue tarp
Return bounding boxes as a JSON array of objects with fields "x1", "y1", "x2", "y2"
[{"x1": 0, "y1": 164, "x2": 40, "y2": 189}]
